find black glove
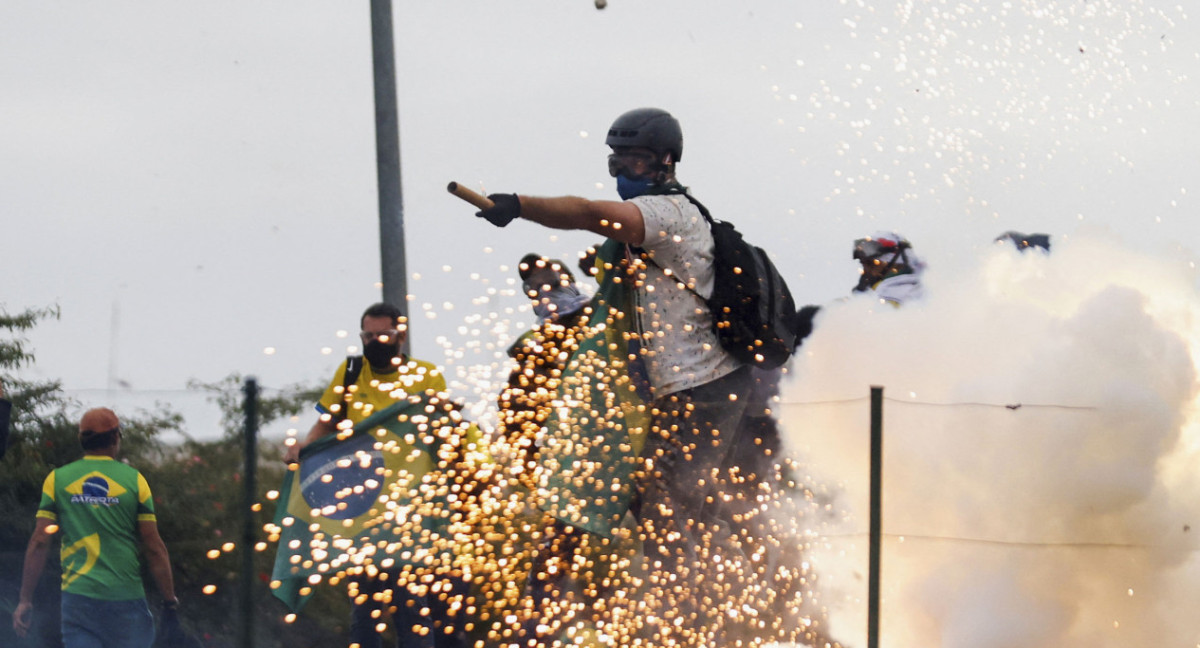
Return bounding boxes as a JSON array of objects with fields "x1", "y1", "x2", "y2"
[
  {"x1": 476, "y1": 193, "x2": 521, "y2": 227},
  {"x1": 154, "y1": 600, "x2": 202, "y2": 648}
]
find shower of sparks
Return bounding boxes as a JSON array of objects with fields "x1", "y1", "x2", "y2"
[{"x1": 193, "y1": 262, "x2": 851, "y2": 648}]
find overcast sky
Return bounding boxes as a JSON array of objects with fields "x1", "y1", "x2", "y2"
[
  {"x1": 3, "y1": 1, "x2": 1198, "y2": 436},
  {"x1": 5, "y1": 3, "x2": 1200, "y2": 644}
]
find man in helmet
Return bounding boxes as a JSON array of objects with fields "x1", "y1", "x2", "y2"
[
  {"x1": 852, "y1": 231, "x2": 926, "y2": 306},
  {"x1": 475, "y1": 108, "x2": 754, "y2": 645}
]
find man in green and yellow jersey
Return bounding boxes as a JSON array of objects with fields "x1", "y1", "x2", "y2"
[{"x1": 13, "y1": 407, "x2": 178, "y2": 648}]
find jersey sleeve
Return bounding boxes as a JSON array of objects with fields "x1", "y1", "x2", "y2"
[
  {"x1": 316, "y1": 360, "x2": 351, "y2": 416},
  {"x1": 136, "y1": 472, "x2": 157, "y2": 522},
  {"x1": 35, "y1": 471, "x2": 57, "y2": 521}
]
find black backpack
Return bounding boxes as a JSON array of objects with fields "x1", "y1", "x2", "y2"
[
  {"x1": 645, "y1": 193, "x2": 798, "y2": 370},
  {"x1": 335, "y1": 355, "x2": 364, "y2": 423}
]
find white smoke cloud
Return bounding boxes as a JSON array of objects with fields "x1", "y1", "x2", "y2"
[{"x1": 779, "y1": 234, "x2": 1200, "y2": 647}]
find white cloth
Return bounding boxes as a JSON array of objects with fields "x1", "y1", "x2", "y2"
[
  {"x1": 630, "y1": 193, "x2": 743, "y2": 396},
  {"x1": 872, "y1": 272, "x2": 924, "y2": 306}
]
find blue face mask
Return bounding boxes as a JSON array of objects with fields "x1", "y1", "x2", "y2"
[{"x1": 617, "y1": 174, "x2": 654, "y2": 200}]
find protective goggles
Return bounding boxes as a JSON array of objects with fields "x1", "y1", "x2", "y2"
[
  {"x1": 853, "y1": 237, "x2": 909, "y2": 261},
  {"x1": 607, "y1": 150, "x2": 658, "y2": 178},
  {"x1": 360, "y1": 329, "x2": 402, "y2": 342}
]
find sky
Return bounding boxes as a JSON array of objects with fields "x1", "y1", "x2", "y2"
[{"x1": 3, "y1": 1, "x2": 1200, "y2": 643}]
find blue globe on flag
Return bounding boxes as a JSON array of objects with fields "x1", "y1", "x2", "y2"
[{"x1": 298, "y1": 433, "x2": 385, "y2": 520}]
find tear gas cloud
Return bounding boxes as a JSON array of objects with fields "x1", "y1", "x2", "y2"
[{"x1": 779, "y1": 235, "x2": 1200, "y2": 647}]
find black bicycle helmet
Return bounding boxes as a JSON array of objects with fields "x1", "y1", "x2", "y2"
[{"x1": 605, "y1": 108, "x2": 683, "y2": 162}]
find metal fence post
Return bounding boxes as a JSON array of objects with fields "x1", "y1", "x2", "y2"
[
  {"x1": 868, "y1": 385, "x2": 883, "y2": 648},
  {"x1": 241, "y1": 377, "x2": 259, "y2": 648}
]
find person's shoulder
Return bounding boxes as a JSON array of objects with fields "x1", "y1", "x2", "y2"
[
  {"x1": 635, "y1": 194, "x2": 702, "y2": 247},
  {"x1": 320, "y1": 357, "x2": 357, "y2": 389},
  {"x1": 103, "y1": 458, "x2": 143, "y2": 477},
  {"x1": 507, "y1": 329, "x2": 539, "y2": 359},
  {"x1": 630, "y1": 193, "x2": 688, "y2": 213}
]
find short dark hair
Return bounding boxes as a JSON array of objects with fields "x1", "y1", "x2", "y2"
[
  {"x1": 360, "y1": 302, "x2": 405, "y2": 329},
  {"x1": 80, "y1": 427, "x2": 120, "y2": 451}
]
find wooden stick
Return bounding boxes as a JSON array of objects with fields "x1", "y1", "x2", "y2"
[{"x1": 447, "y1": 182, "x2": 494, "y2": 210}]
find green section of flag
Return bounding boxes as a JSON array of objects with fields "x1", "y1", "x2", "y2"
[
  {"x1": 538, "y1": 238, "x2": 650, "y2": 537},
  {"x1": 269, "y1": 394, "x2": 484, "y2": 612}
]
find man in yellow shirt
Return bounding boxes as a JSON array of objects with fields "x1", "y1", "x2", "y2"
[
  {"x1": 286, "y1": 302, "x2": 445, "y2": 462},
  {"x1": 284, "y1": 302, "x2": 462, "y2": 648}
]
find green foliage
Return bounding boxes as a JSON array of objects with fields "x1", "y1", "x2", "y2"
[
  {"x1": 0, "y1": 306, "x2": 349, "y2": 647},
  {"x1": 187, "y1": 375, "x2": 323, "y2": 444},
  {"x1": 166, "y1": 374, "x2": 349, "y2": 647},
  {"x1": 0, "y1": 305, "x2": 59, "y2": 374}
]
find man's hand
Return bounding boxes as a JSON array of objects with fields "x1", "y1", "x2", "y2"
[
  {"x1": 283, "y1": 442, "x2": 301, "y2": 465},
  {"x1": 156, "y1": 598, "x2": 197, "y2": 647},
  {"x1": 285, "y1": 419, "x2": 335, "y2": 465},
  {"x1": 476, "y1": 194, "x2": 521, "y2": 227},
  {"x1": 13, "y1": 601, "x2": 32, "y2": 637}
]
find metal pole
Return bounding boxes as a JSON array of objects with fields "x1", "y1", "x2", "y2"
[
  {"x1": 868, "y1": 385, "x2": 883, "y2": 648},
  {"x1": 240, "y1": 377, "x2": 259, "y2": 648},
  {"x1": 370, "y1": 0, "x2": 410, "y2": 354}
]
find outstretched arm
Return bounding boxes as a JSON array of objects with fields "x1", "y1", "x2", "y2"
[
  {"x1": 139, "y1": 519, "x2": 177, "y2": 605},
  {"x1": 13, "y1": 517, "x2": 54, "y2": 637},
  {"x1": 519, "y1": 196, "x2": 646, "y2": 245},
  {"x1": 478, "y1": 194, "x2": 647, "y2": 246}
]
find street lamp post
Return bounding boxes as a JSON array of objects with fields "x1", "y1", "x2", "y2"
[{"x1": 369, "y1": 0, "x2": 409, "y2": 353}]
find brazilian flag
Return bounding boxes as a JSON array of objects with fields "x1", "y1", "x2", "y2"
[
  {"x1": 269, "y1": 393, "x2": 487, "y2": 612},
  {"x1": 537, "y1": 238, "x2": 651, "y2": 538}
]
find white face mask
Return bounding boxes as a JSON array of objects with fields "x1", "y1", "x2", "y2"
[{"x1": 530, "y1": 285, "x2": 590, "y2": 322}]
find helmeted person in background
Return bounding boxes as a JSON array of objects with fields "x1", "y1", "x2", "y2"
[
  {"x1": 13, "y1": 407, "x2": 178, "y2": 648},
  {"x1": 499, "y1": 254, "x2": 591, "y2": 477},
  {"x1": 473, "y1": 107, "x2": 755, "y2": 646},
  {"x1": 995, "y1": 230, "x2": 1051, "y2": 253},
  {"x1": 852, "y1": 231, "x2": 925, "y2": 306},
  {"x1": 283, "y1": 302, "x2": 467, "y2": 648}
]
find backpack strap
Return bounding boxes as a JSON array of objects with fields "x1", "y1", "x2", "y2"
[
  {"x1": 628, "y1": 187, "x2": 715, "y2": 305},
  {"x1": 635, "y1": 248, "x2": 708, "y2": 305},
  {"x1": 656, "y1": 184, "x2": 716, "y2": 225},
  {"x1": 336, "y1": 355, "x2": 364, "y2": 423}
]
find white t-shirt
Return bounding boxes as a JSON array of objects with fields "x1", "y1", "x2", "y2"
[{"x1": 630, "y1": 193, "x2": 743, "y2": 397}]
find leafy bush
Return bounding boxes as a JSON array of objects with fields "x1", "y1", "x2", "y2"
[{"x1": 0, "y1": 306, "x2": 349, "y2": 648}]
